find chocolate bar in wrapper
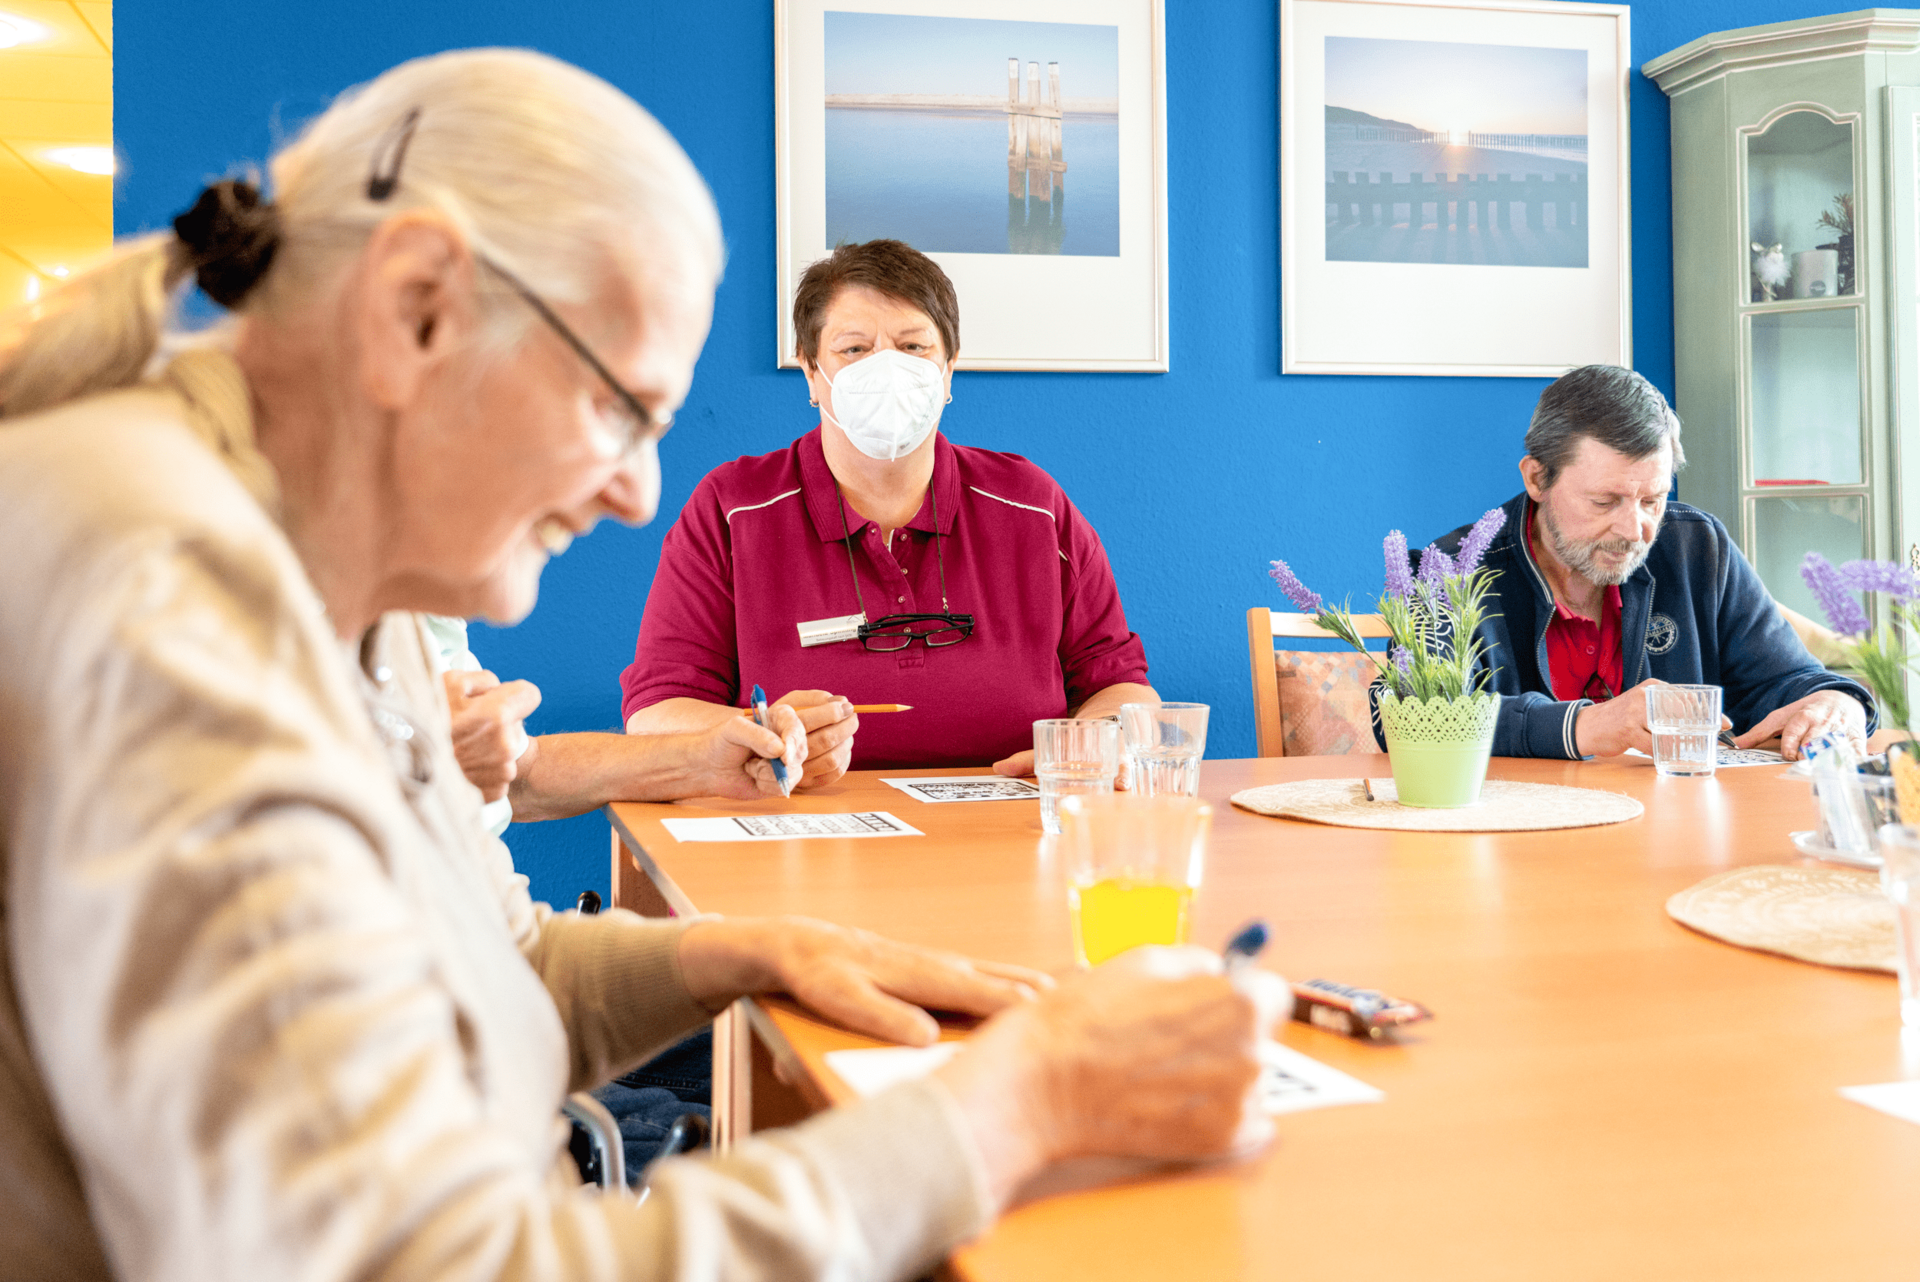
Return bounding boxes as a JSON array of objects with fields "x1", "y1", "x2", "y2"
[{"x1": 1290, "y1": 978, "x2": 1432, "y2": 1040}]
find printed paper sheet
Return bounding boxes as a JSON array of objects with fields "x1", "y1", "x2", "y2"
[
  {"x1": 881, "y1": 776, "x2": 1042, "y2": 803},
  {"x1": 660, "y1": 812, "x2": 925, "y2": 842},
  {"x1": 824, "y1": 1039, "x2": 1383, "y2": 1117},
  {"x1": 1625, "y1": 746, "x2": 1786, "y2": 768},
  {"x1": 1840, "y1": 1080, "x2": 1920, "y2": 1126}
]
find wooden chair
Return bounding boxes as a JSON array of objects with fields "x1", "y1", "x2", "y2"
[{"x1": 1246, "y1": 607, "x2": 1393, "y2": 757}]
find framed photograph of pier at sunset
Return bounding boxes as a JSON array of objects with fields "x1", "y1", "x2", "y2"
[
  {"x1": 776, "y1": 0, "x2": 1168, "y2": 371},
  {"x1": 1279, "y1": 0, "x2": 1630, "y2": 376}
]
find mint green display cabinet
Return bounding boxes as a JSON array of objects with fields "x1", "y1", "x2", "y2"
[{"x1": 1646, "y1": 11, "x2": 1920, "y2": 623}]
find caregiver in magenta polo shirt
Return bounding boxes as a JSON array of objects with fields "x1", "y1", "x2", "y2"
[{"x1": 619, "y1": 239, "x2": 1157, "y2": 786}]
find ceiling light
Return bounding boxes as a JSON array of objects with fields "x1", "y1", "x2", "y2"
[
  {"x1": 0, "y1": 13, "x2": 51, "y2": 49},
  {"x1": 45, "y1": 147, "x2": 115, "y2": 176}
]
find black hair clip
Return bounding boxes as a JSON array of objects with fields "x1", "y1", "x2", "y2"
[{"x1": 366, "y1": 107, "x2": 422, "y2": 202}]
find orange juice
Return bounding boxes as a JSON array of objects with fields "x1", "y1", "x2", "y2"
[{"x1": 1070, "y1": 877, "x2": 1192, "y2": 966}]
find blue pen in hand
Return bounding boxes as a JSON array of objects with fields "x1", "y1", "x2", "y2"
[
  {"x1": 1222, "y1": 920, "x2": 1269, "y2": 975},
  {"x1": 750, "y1": 684, "x2": 793, "y2": 798}
]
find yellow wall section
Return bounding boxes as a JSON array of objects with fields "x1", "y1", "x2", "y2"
[{"x1": 0, "y1": 2, "x2": 111, "y2": 309}]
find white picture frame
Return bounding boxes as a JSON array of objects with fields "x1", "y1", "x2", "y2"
[
  {"x1": 775, "y1": 0, "x2": 1169, "y2": 371},
  {"x1": 1279, "y1": 0, "x2": 1631, "y2": 377}
]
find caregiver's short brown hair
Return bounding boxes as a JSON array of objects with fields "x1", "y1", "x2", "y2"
[{"x1": 792, "y1": 240, "x2": 959, "y2": 368}]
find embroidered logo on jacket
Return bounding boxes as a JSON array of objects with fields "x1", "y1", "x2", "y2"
[{"x1": 1646, "y1": 612, "x2": 1678, "y2": 655}]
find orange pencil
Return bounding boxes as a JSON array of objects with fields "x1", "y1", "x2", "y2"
[{"x1": 851, "y1": 703, "x2": 913, "y2": 713}]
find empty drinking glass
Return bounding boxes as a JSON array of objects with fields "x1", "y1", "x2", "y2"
[
  {"x1": 1645, "y1": 684, "x2": 1722, "y2": 777},
  {"x1": 1875, "y1": 824, "x2": 1920, "y2": 1029},
  {"x1": 1034, "y1": 718, "x2": 1121, "y2": 835},
  {"x1": 1119, "y1": 702, "x2": 1209, "y2": 798}
]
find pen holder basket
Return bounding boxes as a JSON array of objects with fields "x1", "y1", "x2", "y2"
[{"x1": 1377, "y1": 692, "x2": 1501, "y2": 809}]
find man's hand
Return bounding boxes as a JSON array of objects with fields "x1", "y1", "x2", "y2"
[
  {"x1": 681, "y1": 706, "x2": 809, "y2": 800},
  {"x1": 676, "y1": 917, "x2": 1051, "y2": 1045},
  {"x1": 772, "y1": 690, "x2": 859, "y2": 789},
  {"x1": 1735, "y1": 689, "x2": 1868, "y2": 761},
  {"x1": 442, "y1": 670, "x2": 541, "y2": 802},
  {"x1": 935, "y1": 947, "x2": 1292, "y2": 1205}
]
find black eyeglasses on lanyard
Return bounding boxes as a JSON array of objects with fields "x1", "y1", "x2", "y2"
[
  {"x1": 364, "y1": 107, "x2": 667, "y2": 458},
  {"x1": 834, "y1": 482, "x2": 974, "y2": 652}
]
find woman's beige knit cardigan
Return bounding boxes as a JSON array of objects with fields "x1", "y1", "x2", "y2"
[{"x1": 0, "y1": 351, "x2": 990, "y2": 1282}]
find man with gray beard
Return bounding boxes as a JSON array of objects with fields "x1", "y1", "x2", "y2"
[{"x1": 1419, "y1": 365, "x2": 1871, "y2": 760}]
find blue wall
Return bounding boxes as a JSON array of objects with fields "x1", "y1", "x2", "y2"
[{"x1": 116, "y1": 0, "x2": 1821, "y2": 907}]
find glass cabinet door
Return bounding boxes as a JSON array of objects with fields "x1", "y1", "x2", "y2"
[
  {"x1": 1747, "y1": 308, "x2": 1861, "y2": 486},
  {"x1": 1746, "y1": 110, "x2": 1854, "y2": 302},
  {"x1": 1887, "y1": 86, "x2": 1920, "y2": 592},
  {"x1": 1739, "y1": 107, "x2": 1868, "y2": 609},
  {"x1": 1750, "y1": 493, "x2": 1866, "y2": 621}
]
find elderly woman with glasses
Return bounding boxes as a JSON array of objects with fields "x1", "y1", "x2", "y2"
[
  {"x1": 0, "y1": 50, "x2": 1284, "y2": 1282},
  {"x1": 618, "y1": 240, "x2": 1158, "y2": 785}
]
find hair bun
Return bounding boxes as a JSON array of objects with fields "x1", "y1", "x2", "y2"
[{"x1": 171, "y1": 180, "x2": 281, "y2": 308}]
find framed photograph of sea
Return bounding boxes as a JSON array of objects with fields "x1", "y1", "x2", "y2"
[
  {"x1": 1280, "y1": 0, "x2": 1630, "y2": 376},
  {"x1": 777, "y1": 0, "x2": 1168, "y2": 371}
]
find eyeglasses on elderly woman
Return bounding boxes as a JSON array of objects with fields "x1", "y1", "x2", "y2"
[{"x1": 367, "y1": 106, "x2": 668, "y2": 458}]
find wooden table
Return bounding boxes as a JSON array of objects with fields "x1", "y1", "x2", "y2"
[{"x1": 608, "y1": 756, "x2": 1920, "y2": 1281}]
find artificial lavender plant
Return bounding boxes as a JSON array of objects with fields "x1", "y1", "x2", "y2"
[
  {"x1": 1269, "y1": 507, "x2": 1508, "y2": 702},
  {"x1": 1799, "y1": 551, "x2": 1915, "y2": 737}
]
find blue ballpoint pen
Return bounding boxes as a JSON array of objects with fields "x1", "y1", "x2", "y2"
[
  {"x1": 1222, "y1": 920, "x2": 1269, "y2": 974},
  {"x1": 750, "y1": 684, "x2": 793, "y2": 798}
]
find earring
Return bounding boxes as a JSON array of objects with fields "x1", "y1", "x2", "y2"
[
  {"x1": 809, "y1": 398, "x2": 819, "y2": 407},
  {"x1": 945, "y1": 395, "x2": 953, "y2": 404}
]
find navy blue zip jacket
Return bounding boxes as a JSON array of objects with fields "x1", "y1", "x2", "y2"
[{"x1": 1399, "y1": 491, "x2": 1875, "y2": 758}]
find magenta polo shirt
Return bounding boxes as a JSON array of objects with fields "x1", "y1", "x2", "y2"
[{"x1": 619, "y1": 428, "x2": 1149, "y2": 769}]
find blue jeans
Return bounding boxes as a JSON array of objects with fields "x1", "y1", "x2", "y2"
[{"x1": 585, "y1": 1027, "x2": 712, "y2": 1183}]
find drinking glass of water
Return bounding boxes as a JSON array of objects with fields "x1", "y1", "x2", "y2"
[
  {"x1": 1034, "y1": 718, "x2": 1121, "y2": 835},
  {"x1": 1875, "y1": 824, "x2": 1920, "y2": 1028},
  {"x1": 1119, "y1": 702, "x2": 1209, "y2": 798},
  {"x1": 1645, "y1": 684, "x2": 1722, "y2": 777}
]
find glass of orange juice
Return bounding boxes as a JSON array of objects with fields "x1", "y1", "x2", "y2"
[{"x1": 1059, "y1": 793, "x2": 1211, "y2": 966}]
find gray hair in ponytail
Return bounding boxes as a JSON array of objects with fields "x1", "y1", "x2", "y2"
[
  {"x1": 0, "y1": 235, "x2": 187, "y2": 417},
  {"x1": 0, "y1": 48, "x2": 722, "y2": 420}
]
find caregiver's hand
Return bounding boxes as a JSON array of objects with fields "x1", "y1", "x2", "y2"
[{"x1": 773, "y1": 690, "x2": 859, "y2": 789}]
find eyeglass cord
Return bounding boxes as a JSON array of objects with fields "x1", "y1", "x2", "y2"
[{"x1": 835, "y1": 474, "x2": 954, "y2": 623}]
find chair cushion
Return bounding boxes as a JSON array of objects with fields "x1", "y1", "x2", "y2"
[{"x1": 1275, "y1": 651, "x2": 1380, "y2": 756}]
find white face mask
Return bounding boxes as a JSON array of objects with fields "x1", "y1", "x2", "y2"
[{"x1": 819, "y1": 349, "x2": 946, "y2": 461}]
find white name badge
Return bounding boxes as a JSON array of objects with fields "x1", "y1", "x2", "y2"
[{"x1": 797, "y1": 613, "x2": 866, "y2": 648}]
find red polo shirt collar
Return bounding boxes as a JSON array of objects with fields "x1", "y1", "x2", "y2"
[
  {"x1": 798, "y1": 427, "x2": 961, "y2": 541},
  {"x1": 1527, "y1": 504, "x2": 1625, "y2": 703}
]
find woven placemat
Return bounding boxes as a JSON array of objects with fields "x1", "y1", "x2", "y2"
[
  {"x1": 1666, "y1": 865, "x2": 1896, "y2": 973},
  {"x1": 1230, "y1": 777, "x2": 1644, "y2": 832}
]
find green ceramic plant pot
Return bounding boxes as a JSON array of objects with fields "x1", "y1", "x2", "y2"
[{"x1": 1378, "y1": 691, "x2": 1501, "y2": 809}]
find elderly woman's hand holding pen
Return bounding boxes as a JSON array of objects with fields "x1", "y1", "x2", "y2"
[
  {"x1": 681, "y1": 918, "x2": 1297, "y2": 1211},
  {"x1": 931, "y1": 944, "x2": 1292, "y2": 1207}
]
